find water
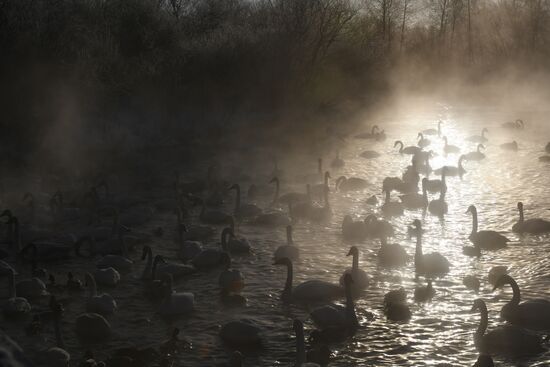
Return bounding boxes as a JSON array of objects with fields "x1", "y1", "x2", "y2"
[{"x1": 2, "y1": 102, "x2": 550, "y2": 366}]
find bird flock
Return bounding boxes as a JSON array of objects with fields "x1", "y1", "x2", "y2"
[{"x1": 1, "y1": 119, "x2": 550, "y2": 367}]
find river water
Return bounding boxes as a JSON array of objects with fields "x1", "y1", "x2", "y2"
[{"x1": 2, "y1": 101, "x2": 550, "y2": 366}]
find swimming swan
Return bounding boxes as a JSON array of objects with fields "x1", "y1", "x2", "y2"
[
  {"x1": 512, "y1": 202, "x2": 550, "y2": 234},
  {"x1": 467, "y1": 205, "x2": 509, "y2": 250}
]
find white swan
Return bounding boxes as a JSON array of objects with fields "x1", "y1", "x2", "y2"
[
  {"x1": 199, "y1": 202, "x2": 231, "y2": 225},
  {"x1": 417, "y1": 132, "x2": 430, "y2": 148},
  {"x1": 330, "y1": 151, "x2": 345, "y2": 168},
  {"x1": 219, "y1": 319, "x2": 262, "y2": 347},
  {"x1": 271, "y1": 177, "x2": 308, "y2": 205},
  {"x1": 177, "y1": 236, "x2": 203, "y2": 263},
  {"x1": 158, "y1": 274, "x2": 194, "y2": 316},
  {"x1": 230, "y1": 183, "x2": 262, "y2": 218},
  {"x1": 96, "y1": 235, "x2": 133, "y2": 272},
  {"x1": 227, "y1": 221, "x2": 252, "y2": 254},
  {"x1": 274, "y1": 257, "x2": 344, "y2": 304},
  {"x1": 339, "y1": 246, "x2": 369, "y2": 290},
  {"x1": 310, "y1": 273, "x2": 358, "y2": 333},
  {"x1": 464, "y1": 144, "x2": 486, "y2": 161},
  {"x1": 500, "y1": 141, "x2": 518, "y2": 151},
  {"x1": 411, "y1": 220, "x2": 450, "y2": 277},
  {"x1": 191, "y1": 229, "x2": 227, "y2": 269},
  {"x1": 310, "y1": 171, "x2": 331, "y2": 199},
  {"x1": 341, "y1": 215, "x2": 367, "y2": 241},
  {"x1": 493, "y1": 275, "x2": 550, "y2": 331},
  {"x1": 443, "y1": 136, "x2": 460, "y2": 154},
  {"x1": 381, "y1": 189, "x2": 404, "y2": 217},
  {"x1": 428, "y1": 184, "x2": 448, "y2": 217},
  {"x1": 93, "y1": 267, "x2": 120, "y2": 287},
  {"x1": 378, "y1": 237, "x2": 408, "y2": 268},
  {"x1": 502, "y1": 119, "x2": 524, "y2": 130},
  {"x1": 422, "y1": 121, "x2": 442, "y2": 136},
  {"x1": 354, "y1": 125, "x2": 379, "y2": 139},
  {"x1": 155, "y1": 254, "x2": 195, "y2": 279},
  {"x1": 512, "y1": 202, "x2": 550, "y2": 234},
  {"x1": 414, "y1": 280, "x2": 435, "y2": 302},
  {"x1": 433, "y1": 155, "x2": 466, "y2": 176},
  {"x1": 384, "y1": 288, "x2": 411, "y2": 321},
  {"x1": 177, "y1": 209, "x2": 214, "y2": 241},
  {"x1": 84, "y1": 273, "x2": 117, "y2": 315},
  {"x1": 467, "y1": 205, "x2": 509, "y2": 250},
  {"x1": 394, "y1": 140, "x2": 421, "y2": 155},
  {"x1": 306, "y1": 186, "x2": 332, "y2": 222},
  {"x1": 335, "y1": 176, "x2": 368, "y2": 192},
  {"x1": 43, "y1": 298, "x2": 70, "y2": 367},
  {"x1": 274, "y1": 225, "x2": 299, "y2": 261},
  {"x1": 218, "y1": 252, "x2": 244, "y2": 293},
  {"x1": 365, "y1": 214, "x2": 395, "y2": 238},
  {"x1": 75, "y1": 312, "x2": 111, "y2": 342},
  {"x1": 471, "y1": 298, "x2": 542, "y2": 356},
  {"x1": 293, "y1": 320, "x2": 321, "y2": 367},
  {"x1": 360, "y1": 150, "x2": 380, "y2": 159},
  {"x1": 3, "y1": 268, "x2": 31, "y2": 317},
  {"x1": 16, "y1": 276, "x2": 49, "y2": 299},
  {"x1": 467, "y1": 128, "x2": 489, "y2": 143}
]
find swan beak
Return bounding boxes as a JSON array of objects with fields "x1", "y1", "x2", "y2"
[
  {"x1": 470, "y1": 305, "x2": 476, "y2": 312},
  {"x1": 346, "y1": 250, "x2": 352, "y2": 256},
  {"x1": 492, "y1": 285, "x2": 499, "y2": 292}
]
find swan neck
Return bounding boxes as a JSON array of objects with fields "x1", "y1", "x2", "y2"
[
  {"x1": 286, "y1": 227, "x2": 293, "y2": 245},
  {"x1": 471, "y1": 210, "x2": 478, "y2": 235},
  {"x1": 284, "y1": 262, "x2": 293, "y2": 299},
  {"x1": 142, "y1": 248, "x2": 153, "y2": 279},
  {"x1": 476, "y1": 305, "x2": 488, "y2": 340},
  {"x1": 385, "y1": 190, "x2": 390, "y2": 203},
  {"x1": 53, "y1": 312, "x2": 65, "y2": 349},
  {"x1": 415, "y1": 234, "x2": 423, "y2": 271},
  {"x1": 295, "y1": 326, "x2": 306, "y2": 365},
  {"x1": 234, "y1": 185, "x2": 241, "y2": 212},
  {"x1": 509, "y1": 278, "x2": 521, "y2": 306},
  {"x1": 86, "y1": 273, "x2": 97, "y2": 297},
  {"x1": 518, "y1": 206, "x2": 524, "y2": 223},
  {"x1": 352, "y1": 253, "x2": 359, "y2": 271}
]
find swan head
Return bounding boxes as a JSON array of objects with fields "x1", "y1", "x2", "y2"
[
  {"x1": 517, "y1": 202, "x2": 523, "y2": 211},
  {"x1": 411, "y1": 219, "x2": 422, "y2": 230},
  {"x1": 482, "y1": 128, "x2": 488, "y2": 134},
  {"x1": 492, "y1": 274, "x2": 513, "y2": 291},
  {"x1": 466, "y1": 205, "x2": 477, "y2": 215},
  {"x1": 293, "y1": 319, "x2": 304, "y2": 333},
  {"x1": 393, "y1": 140, "x2": 401, "y2": 148},
  {"x1": 364, "y1": 214, "x2": 376, "y2": 223},
  {"x1": 141, "y1": 245, "x2": 152, "y2": 260},
  {"x1": 470, "y1": 298, "x2": 486, "y2": 313},
  {"x1": 325, "y1": 171, "x2": 331, "y2": 179},
  {"x1": 347, "y1": 246, "x2": 358, "y2": 257},
  {"x1": 273, "y1": 257, "x2": 292, "y2": 267},
  {"x1": 269, "y1": 177, "x2": 279, "y2": 184},
  {"x1": 229, "y1": 184, "x2": 239, "y2": 191}
]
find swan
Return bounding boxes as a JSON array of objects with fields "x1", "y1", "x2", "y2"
[
  {"x1": 93, "y1": 267, "x2": 120, "y2": 287},
  {"x1": 423, "y1": 166, "x2": 446, "y2": 194},
  {"x1": 270, "y1": 177, "x2": 308, "y2": 205},
  {"x1": 384, "y1": 288, "x2": 411, "y2": 321},
  {"x1": 141, "y1": 255, "x2": 166, "y2": 300},
  {"x1": 219, "y1": 252, "x2": 244, "y2": 293},
  {"x1": 155, "y1": 254, "x2": 195, "y2": 279},
  {"x1": 296, "y1": 158, "x2": 323, "y2": 184},
  {"x1": 354, "y1": 125, "x2": 379, "y2": 139},
  {"x1": 471, "y1": 298, "x2": 542, "y2": 356},
  {"x1": 306, "y1": 186, "x2": 332, "y2": 222},
  {"x1": 467, "y1": 205, "x2": 509, "y2": 250},
  {"x1": 96, "y1": 235, "x2": 133, "y2": 272},
  {"x1": 227, "y1": 222, "x2": 252, "y2": 254},
  {"x1": 230, "y1": 184, "x2": 262, "y2": 219},
  {"x1": 428, "y1": 184, "x2": 448, "y2": 217},
  {"x1": 330, "y1": 151, "x2": 345, "y2": 168},
  {"x1": 422, "y1": 121, "x2": 442, "y2": 136},
  {"x1": 66, "y1": 272, "x2": 83, "y2": 292},
  {"x1": 75, "y1": 312, "x2": 111, "y2": 342},
  {"x1": 399, "y1": 182, "x2": 428, "y2": 210},
  {"x1": 274, "y1": 225, "x2": 299, "y2": 261},
  {"x1": 473, "y1": 354, "x2": 494, "y2": 367},
  {"x1": 417, "y1": 132, "x2": 430, "y2": 148},
  {"x1": 360, "y1": 150, "x2": 380, "y2": 159},
  {"x1": 467, "y1": 128, "x2": 489, "y2": 143},
  {"x1": 381, "y1": 189, "x2": 404, "y2": 217},
  {"x1": 84, "y1": 273, "x2": 117, "y2": 315},
  {"x1": 414, "y1": 280, "x2": 435, "y2": 302},
  {"x1": 488, "y1": 266, "x2": 508, "y2": 286},
  {"x1": 411, "y1": 220, "x2": 450, "y2": 277},
  {"x1": 158, "y1": 274, "x2": 194, "y2": 316},
  {"x1": 378, "y1": 237, "x2": 408, "y2": 268},
  {"x1": 539, "y1": 155, "x2": 550, "y2": 162},
  {"x1": 0, "y1": 260, "x2": 16, "y2": 276},
  {"x1": 493, "y1": 274, "x2": 550, "y2": 331},
  {"x1": 375, "y1": 129, "x2": 386, "y2": 141},
  {"x1": 274, "y1": 257, "x2": 344, "y2": 304},
  {"x1": 177, "y1": 236, "x2": 203, "y2": 263},
  {"x1": 3, "y1": 268, "x2": 31, "y2": 317},
  {"x1": 339, "y1": 246, "x2": 369, "y2": 290},
  {"x1": 16, "y1": 276, "x2": 49, "y2": 299},
  {"x1": 43, "y1": 298, "x2": 70, "y2": 367},
  {"x1": 512, "y1": 201, "x2": 550, "y2": 234},
  {"x1": 253, "y1": 209, "x2": 291, "y2": 227},
  {"x1": 293, "y1": 320, "x2": 322, "y2": 367},
  {"x1": 199, "y1": 203, "x2": 231, "y2": 225},
  {"x1": 310, "y1": 171, "x2": 331, "y2": 199},
  {"x1": 191, "y1": 228, "x2": 228, "y2": 269},
  {"x1": 500, "y1": 141, "x2": 518, "y2": 151},
  {"x1": 341, "y1": 215, "x2": 367, "y2": 241},
  {"x1": 433, "y1": 155, "x2": 466, "y2": 177},
  {"x1": 502, "y1": 119, "x2": 524, "y2": 130},
  {"x1": 221, "y1": 289, "x2": 247, "y2": 308},
  {"x1": 335, "y1": 176, "x2": 368, "y2": 192},
  {"x1": 177, "y1": 208, "x2": 214, "y2": 241},
  {"x1": 463, "y1": 275, "x2": 480, "y2": 293},
  {"x1": 464, "y1": 144, "x2": 486, "y2": 161},
  {"x1": 394, "y1": 140, "x2": 421, "y2": 155},
  {"x1": 310, "y1": 273, "x2": 358, "y2": 333},
  {"x1": 220, "y1": 319, "x2": 262, "y2": 347},
  {"x1": 443, "y1": 136, "x2": 460, "y2": 154},
  {"x1": 365, "y1": 214, "x2": 395, "y2": 238}
]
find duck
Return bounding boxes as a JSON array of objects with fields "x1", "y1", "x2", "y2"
[
  {"x1": 463, "y1": 275, "x2": 480, "y2": 293},
  {"x1": 75, "y1": 312, "x2": 112, "y2": 342},
  {"x1": 220, "y1": 319, "x2": 262, "y2": 347},
  {"x1": 417, "y1": 133, "x2": 430, "y2": 148},
  {"x1": 341, "y1": 215, "x2": 367, "y2": 241},
  {"x1": 433, "y1": 155, "x2": 466, "y2": 177},
  {"x1": 411, "y1": 220, "x2": 450, "y2": 277},
  {"x1": 96, "y1": 235, "x2": 133, "y2": 272},
  {"x1": 3, "y1": 268, "x2": 31, "y2": 317},
  {"x1": 158, "y1": 274, "x2": 194, "y2": 317},
  {"x1": 335, "y1": 176, "x2": 368, "y2": 192},
  {"x1": 428, "y1": 184, "x2": 448, "y2": 217},
  {"x1": 384, "y1": 288, "x2": 411, "y2": 321},
  {"x1": 229, "y1": 183, "x2": 262, "y2": 219},
  {"x1": 414, "y1": 280, "x2": 435, "y2": 302},
  {"x1": 470, "y1": 298, "x2": 542, "y2": 356},
  {"x1": 381, "y1": 189, "x2": 404, "y2": 217},
  {"x1": 274, "y1": 225, "x2": 299, "y2": 261},
  {"x1": 378, "y1": 237, "x2": 408, "y2": 268},
  {"x1": 502, "y1": 119, "x2": 524, "y2": 130},
  {"x1": 365, "y1": 214, "x2": 395, "y2": 238},
  {"x1": 274, "y1": 257, "x2": 344, "y2": 304},
  {"x1": 330, "y1": 151, "x2": 345, "y2": 168},
  {"x1": 467, "y1": 128, "x2": 489, "y2": 143},
  {"x1": 339, "y1": 246, "x2": 369, "y2": 290},
  {"x1": 394, "y1": 140, "x2": 422, "y2": 155},
  {"x1": 310, "y1": 274, "x2": 358, "y2": 334},
  {"x1": 84, "y1": 273, "x2": 117, "y2": 315},
  {"x1": 360, "y1": 150, "x2": 380, "y2": 159},
  {"x1": 218, "y1": 252, "x2": 244, "y2": 293},
  {"x1": 422, "y1": 121, "x2": 442, "y2": 136},
  {"x1": 464, "y1": 144, "x2": 486, "y2": 161},
  {"x1": 493, "y1": 274, "x2": 550, "y2": 331},
  {"x1": 443, "y1": 136, "x2": 460, "y2": 154},
  {"x1": 93, "y1": 267, "x2": 120, "y2": 287},
  {"x1": 191, "y1": 228, "x2": 229, "y2": 269},
  {"x1": 500, "y1": 141, "x2": 518, "y2": 151},
  {"x1": 293, "y1": 320, "x2": 322, "y2": 367},
  {"x1": 467, "y1": 205, "x2": 509, "y2": 250},
  {"x1": 511, "y1": 201, "x2": 550, "y2": 234}
]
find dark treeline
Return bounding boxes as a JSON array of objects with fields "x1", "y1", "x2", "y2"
[{"x1": 1, "y1": 0, "x2": 549, "y2": 171}]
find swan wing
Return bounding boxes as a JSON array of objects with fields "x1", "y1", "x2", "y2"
[
  {"x1": 293, "y1": 280, "x2": 344, "y2": 303},
  {"x1": 310, "y1": 304, "x2": 347, "y2": 329}
]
